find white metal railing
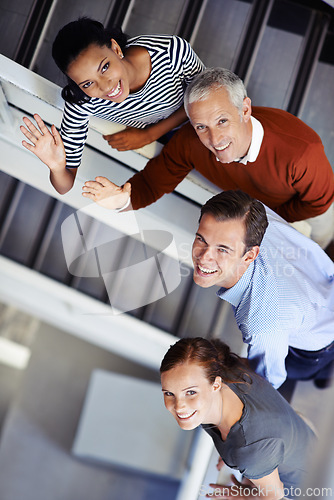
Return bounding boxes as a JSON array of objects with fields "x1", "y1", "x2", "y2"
[
  {"x1": 0, "y1": 53, "x2": 219, "y2": 200},
  {"x1": 0, "y1": 53, "x2": 206, "y2": 353},
  {"x1": 0, "y1": 53, "x2": 221, "y2": 257},
  {"x1": 0, "y1": 54, "x2": 221, "y2": 499}
]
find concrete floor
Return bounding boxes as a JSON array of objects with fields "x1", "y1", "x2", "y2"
[
  {"x1": 0, "y1": 303, "x2": 332, "y2": 500},
  {"x1": 0, "y1": 316, "x2": 179, "y2": 500}
]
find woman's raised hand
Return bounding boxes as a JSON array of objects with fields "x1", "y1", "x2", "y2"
[{"x1": 20, "y1": 114, "x2": 66, "y2": 171}]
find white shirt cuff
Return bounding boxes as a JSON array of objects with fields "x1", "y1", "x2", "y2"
[{"x1": 114, "y1": 196, "x2": 131, "y2": 212}]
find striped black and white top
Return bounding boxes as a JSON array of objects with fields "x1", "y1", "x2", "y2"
[{"x1": 60, "y1": 34, "x2": 205, "y2": 168}]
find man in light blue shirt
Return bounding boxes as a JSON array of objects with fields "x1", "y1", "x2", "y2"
[{"x1": 192, "y1": 190, "x2": 334, "y2": 389}]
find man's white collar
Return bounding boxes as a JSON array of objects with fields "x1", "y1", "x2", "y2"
[{"x1": 215, "y1": 116, "x2": 264, "y2": 164}]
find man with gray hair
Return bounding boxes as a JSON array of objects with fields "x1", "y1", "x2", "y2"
[
  {"x1": 83, "y1": 68, "x2": 333, "y2": 247},
  {"x1": 184, "y1": 66, "x2": 248, "y2": 117}
]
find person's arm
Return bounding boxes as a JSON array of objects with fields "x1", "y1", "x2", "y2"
[
  {"x1": 274, "y1": 141, "x2": 334, "y2": 222},
  {"x1": 246, "y1": 329, "x2": 289, "y2": 390},
  {"x1": 208, "y1": 469, "x2": 284, "y2": 499},
  {"x1": 103, "y1": 35, "x2": 205, "y2": 151},
  {"x1": 103, "y1": 105, "x2": 188, "y2": 151},
  {"x1": 233, "y1": 284, "x2": 290, "y2": 389},
  {"x1": 20, "y1": 114, "x2": 77, "y2": 194},
  {"x1": 82, "y1": 123, "x2": 195, "y2": 210}
]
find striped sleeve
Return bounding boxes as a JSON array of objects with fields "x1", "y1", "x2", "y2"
[
  {"x1": 59, "y1": 34, "x2": 205, "y2": 168},
  {"x1": 60, "y1": 101, "x2": 90, "y2": 168},
  {"x1": 169, "y1": 35, "x2": 205, "y2": 85}
]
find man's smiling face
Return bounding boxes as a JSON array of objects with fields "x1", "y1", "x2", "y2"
[
  {"x1": 192, "y1": 214, "x2": 257, "y2": 289},
  {"x1": 188, "y1": 87, "x2": 252, "y2": 163}
]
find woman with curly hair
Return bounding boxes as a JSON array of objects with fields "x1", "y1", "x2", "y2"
[{"x1": 20, "y1": 17, "x2": 204, "y2": 194}]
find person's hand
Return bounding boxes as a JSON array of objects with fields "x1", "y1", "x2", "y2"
[
  {"x1": 206, "y1": 476, "x2": 258, "y2": 499},
  {"x1": 103, "y1": 126, "x2": 153, "y2": 151},
  {"x1": 20, "y1": 114, "x2": 66, "y2": 171},
  {"x1": 217, "y1": 456, "x2": 225, "y2": 471},
  {"x1": 82, "y1": 176, "x2": 131, "y2": 210}
]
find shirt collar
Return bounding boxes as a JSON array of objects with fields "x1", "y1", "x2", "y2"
[
  {"x1": 215, "y1": 116, "x2": 264, "y2": 165},
  {"x1": 216, "y1": 261, "x2": 255, "y2": 307},
  {"x1": 238, "y1": 116, "x2": 263, "y2": 164}
]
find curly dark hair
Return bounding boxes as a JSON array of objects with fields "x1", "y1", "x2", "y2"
[{"x1": 52, "y1": 17, "x2": 128, "y2": 104}]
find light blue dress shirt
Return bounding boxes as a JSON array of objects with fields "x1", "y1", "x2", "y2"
[{"x1": 217, "y1": 209, "x2": 334, "y2": 388}]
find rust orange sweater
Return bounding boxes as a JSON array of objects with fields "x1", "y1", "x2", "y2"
[{"x1": 128, "y1": 107, "x2": 334, "y2": 222}]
